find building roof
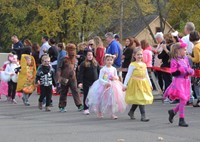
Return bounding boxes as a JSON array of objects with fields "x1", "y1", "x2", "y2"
[{"x1": 122, "y1": 14, "x2": 158, "y2": 38}]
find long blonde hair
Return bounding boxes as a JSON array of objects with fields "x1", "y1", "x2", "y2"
[
  {"x1": 170, "y1": 43, "x2": 182, "y2": 60},
  {"x1": 77, "y1": 42, "x2": 87, "y2": 52},
  {"x1": 93, "y1": 36, "x2": 103, "y2": 47}
]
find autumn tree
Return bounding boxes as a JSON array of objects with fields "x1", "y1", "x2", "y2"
[{"x1": 0, "y1": 0, "x2": 117, "y2": 51}]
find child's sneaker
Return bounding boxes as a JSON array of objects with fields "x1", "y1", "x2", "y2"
[
  {"x1": 83, "y1": 109, "x2": 90, "y2": 115},
  {"x1": 45, "y1": 107, "x2": 51, "y2": 112},
  {"x1": 12, "y1": 99, "x2": 17, "y2": 104},
  {"x1": 78, "y1": 105, "x2": 84, "y2": 111},
  {"x1": 163, "y1": 98, "x2": 172, "y2": 104},
  {"x1": 6, "y1": 96, "x2": 12, "y2": 102},
  {"x1": 59, "y1": 107, "x2": 67, "y2": 112},
  {"x1": 97, "y1": 112, "x2": 103, "y2": 118},
  {"x1": 111, "y1": 114, "x2": 118, "y2": 120},
  {"x1": 38, "y1": 102, "x2": 43, "y2": 110},
  {"x1": 25, "y1": 101, "x2": 30, "y2": 106},
  {"x1": 141, "y1": 114, "x2": 150, "y2": 122}
]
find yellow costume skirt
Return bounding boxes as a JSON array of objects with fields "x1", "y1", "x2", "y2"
[{"x1": 125, "y1": 76, "x2": 153, "y2": 105}]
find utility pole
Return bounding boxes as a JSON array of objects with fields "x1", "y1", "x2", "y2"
[{"x1": 120, "y1": 0, "x2": 124, "y2": 42}]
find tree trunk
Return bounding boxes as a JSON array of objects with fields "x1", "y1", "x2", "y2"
[{"x1": 120, "y1": 0, "x2": 124, "y2": 42}]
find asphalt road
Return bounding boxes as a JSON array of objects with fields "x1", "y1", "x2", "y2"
[{"x1": 0, "y1": 94, "x2": 200, "y2": 142}]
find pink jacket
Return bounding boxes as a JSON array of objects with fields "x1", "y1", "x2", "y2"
[{"x1": 143, "y1": 49, "x2": 152, "y2": 67}]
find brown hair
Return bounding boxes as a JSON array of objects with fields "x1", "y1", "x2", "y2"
[
  {"x1": 132, "y1": 37, "x2": 140, "y2": 47},
  {"x1": 84, "y1": 50, "x2": 98, "y2": 67},
  {"x1": 164, "y1": 33, "x2": 173, "y2": 44},
  {"x1": 170, "y1": 43, "x2": 182, "y2": 60},
  {"x1": 126, "y1": 37, "x2": 134, "y2": 48},
  {"x1": 32, "y1": 43, "x2": 40, "y2": 52},
  {"x1": 189, "y1": 31, "x2": 200, "y2": 42},
  {"x1": 7, "y1": 53, "x2": 14, "y2": 62},
  {"x1": 24, "y1": 39, "x2": 32, "y2": 46},
  {"x1": 140, "y1": 39, "x2": 149, "y2": 50},
  {"x1": 132, "y1": 47, "x2": 143, "y2": 61},
  {"x1": 57, "y1": 43, "x2": 65, "y2": 50}
]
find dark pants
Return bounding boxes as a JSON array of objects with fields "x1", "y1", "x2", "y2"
[
  {"x1": 162, "y1": 72, "x2": 172, "y2": 91},
  {"x1": 8, "y1": 80, "x2": 17, "y2": 99},
  {"x1": 83, "y1": 85, "x2": 90, "y2": 110},
  {"x1": 59, "y1": 80, "x2": 82, "y2": 108},
  {"x1": 52, "y1": 65, "x2": 57, "y2": 81},
  {"x1": 156, "y1": 71, "x2": 163, "y2": 91},
  {"x1": 130, "y1": 104, "x2": 145, "y2": 115},
  {"x1": 122, "y1": 72, "x2": 127, "y2": 83},
  {"x1": 39, "y1": 85, "x2": 52, "y2": 107}
]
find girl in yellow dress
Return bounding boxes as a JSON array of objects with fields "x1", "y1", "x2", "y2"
[{"x1": 123, "y1": 47, "x2": 153, "y2": 122}]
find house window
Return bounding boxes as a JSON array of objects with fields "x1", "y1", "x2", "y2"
[{"x1": 155, "y1": 27, "x2": 161, "y2": 33}]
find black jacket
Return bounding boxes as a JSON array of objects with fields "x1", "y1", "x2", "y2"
[
  {"x1": 158, "y1": 44, "x2": 171, "y2": 67},
  {"x1": 78, "y1": 61, "x2": 100, "y2": 87},
  {"x1": 122, "y1": 47, "x2": 133, "y2": 68},
  {"x1": 48, "y1": 46, "x2": 58, "y2": 62}
]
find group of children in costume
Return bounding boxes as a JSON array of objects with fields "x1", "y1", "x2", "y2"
[
  {"x1": 75, "y1": 39, "x2": 193, "y2": 127},
  {"x1": 0, "y1": 39, "x2": 193, "y2": 127}
]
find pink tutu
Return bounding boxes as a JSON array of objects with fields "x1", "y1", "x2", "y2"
[
  {"x1": 86, "y1": 80, "x2": 126, "y2": 114},
  {"x1": 164, "y1": 77, "x2": 190, "y2": 101},
  {"x1": 0, "y1": 80, "x2": 8, "y2": 96}
]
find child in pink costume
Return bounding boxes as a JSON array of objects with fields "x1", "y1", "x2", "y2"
[
  {"x1": 86, "y1": 54, "x2": 126, "y2": 119},
  {"x1": 0, "y1": 66, "x2": 8, "y2": 99},
  {"x1": 0, "y1": 54, "x2": 14, "y2": 99},
  {"x1": 164, "y1": 41, "x2": 194, "y2": 127}
]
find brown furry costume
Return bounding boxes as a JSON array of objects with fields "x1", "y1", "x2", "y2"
[{"x1": 57, "y1": 43, "x2": 82, "y2": 109}]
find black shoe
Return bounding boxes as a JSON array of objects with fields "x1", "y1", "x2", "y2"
[
  {"x1": 179, "y1": 118, "x2": 188, "y2": 127},
  {"x1": 168, "y1": 109, "x2": 176, "y2": 123},
  {"x1": 128, "y1": 111, "x2": 135, "y2": 120},
  {"x1": 141, "y1": 114, "x2": 149, "y2": 122}
]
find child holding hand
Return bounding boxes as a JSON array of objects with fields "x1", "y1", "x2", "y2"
[{"x1": 123, "y1": 47, "x2": 153, "y2": 122}]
